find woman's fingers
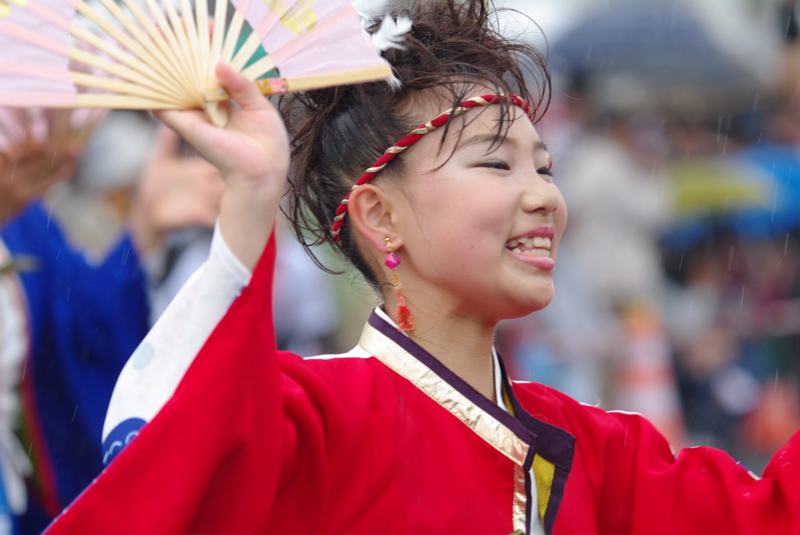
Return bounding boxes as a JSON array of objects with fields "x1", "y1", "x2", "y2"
[
  {"x1": 153, "y1": 109, "x2": 207, "y2": 144},
  {"x1": 156, "y1": 62, "x2": 273, "y2": 139},
  {"x1": 152, "y1": 61, "x2": 289, "y2": 201},
  {"x1": 215, "y1": 62, "x2": 267, "y2": 113}
]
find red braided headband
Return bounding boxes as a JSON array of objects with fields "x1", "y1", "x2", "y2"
[{"x1": 330, "y1": 94, "x2": 532, "y2": 243}]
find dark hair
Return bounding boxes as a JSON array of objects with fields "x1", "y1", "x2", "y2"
[{"x1": 280, "y1": 0, "x2": 550, "y2": 288}]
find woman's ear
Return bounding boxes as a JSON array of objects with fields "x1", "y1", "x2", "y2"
[{"x1": 347, "y1": 184, "x2": 401, "y2": 253}]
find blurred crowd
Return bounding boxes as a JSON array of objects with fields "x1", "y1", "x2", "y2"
[
  {"x1": 2, "y1": 0, "x2": 800, "y2": 533},
  {"x1": 498, "y1": 0, "x2": 800, "y2": 473}
]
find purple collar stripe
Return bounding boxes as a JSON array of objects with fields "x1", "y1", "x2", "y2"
[
  {"x1": 367, "y1": 310, "x2": 536, "y2": 443},
  {"x1": 366, "y1": 310, "x2": 575, "y2": 535}
]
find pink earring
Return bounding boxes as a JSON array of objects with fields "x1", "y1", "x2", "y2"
[{"x1": 385, "y1": 238, "x2": 415, "y2": 332}]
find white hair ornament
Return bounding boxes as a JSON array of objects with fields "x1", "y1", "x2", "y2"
[
  {"x1": 352, "y1": 1, "x2": 412, "y2": 91},
  {"x1": 371, "y1": 14, "x2": 413, "y2": 52},
  {"x1": 371, "y1": 15, "x2": 411, "y2": 90}
]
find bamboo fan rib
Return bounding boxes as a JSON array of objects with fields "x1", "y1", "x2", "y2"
[{"x1": 0, "y1": 0, "x2": 392, "y2": 125}]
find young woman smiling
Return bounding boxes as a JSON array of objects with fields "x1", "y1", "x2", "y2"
[{"x1": 46, "y1": 1, "x2": 800, "y2": 534}]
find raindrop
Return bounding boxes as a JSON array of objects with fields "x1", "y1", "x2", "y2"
[
  {"x1": 740, "y1": 285, "x2": 745, "y2": 307},
  {"x1": 772, "y1": 200, "x2": 777, "y2": 223},
  {"x1": 786, "y1": 234, "x2": 790, "y2": 256},
  {"x1": 51, "y1": 151, "x2": 57, "y2": 167},
  {"x1": 678, "y1": 252, "x2": 685, "y2": 270}
]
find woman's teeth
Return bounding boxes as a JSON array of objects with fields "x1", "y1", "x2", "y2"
[{"x1": 506, "y1": 236, "x2": 552, "y2": 255}]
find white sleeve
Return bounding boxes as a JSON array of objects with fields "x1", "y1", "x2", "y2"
[{"x1": 102, "y1": 223, "x2": 252, "y2": 449}]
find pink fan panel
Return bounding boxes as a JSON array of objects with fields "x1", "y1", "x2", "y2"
[
  {"x1": 229, "y1": 0, "x2": 364, "y2": 71},
  {"x1": 0, "y1": 0, "x2": 78, "y2": 104},
  {"x1": 271, "y1": 6, "x2": 383, "y2": 77}
]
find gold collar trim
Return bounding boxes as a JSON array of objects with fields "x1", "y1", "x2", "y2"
[{"x1": 359, "y1": 321, "x2": 530, "y2": 466}]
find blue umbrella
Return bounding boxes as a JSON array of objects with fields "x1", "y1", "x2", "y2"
[
  {"x1": 661, "y1": 146, "x2": 800, "y2": 250},
  {"x1": 731, "y1": 144, "x2": 800, "y2": 238}
]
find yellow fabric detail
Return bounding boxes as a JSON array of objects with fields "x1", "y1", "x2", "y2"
[
  {"x1": 502, "y1": 383, "x2": 516, "y2": 418},
  {"x1": 533, "y1": 454, "x2": 555, "y2": 523}
]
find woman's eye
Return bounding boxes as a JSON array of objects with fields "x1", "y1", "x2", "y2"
[
  {"x1": 537, "y1": 165, "x2": 553, "y2": 177},
  {"x1": 480, "y1": 160, "x2": 510, "y2": 170}
]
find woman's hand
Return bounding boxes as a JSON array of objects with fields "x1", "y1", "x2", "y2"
[{"x1": 155, "y1": 63, "x2": 290, "y2": 270}]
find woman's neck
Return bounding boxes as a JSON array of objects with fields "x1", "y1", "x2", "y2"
[{"x1": 402, "y1": 308, "x2": 499, "y2": 403}]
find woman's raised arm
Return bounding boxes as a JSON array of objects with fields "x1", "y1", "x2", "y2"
[{"x1": 156, "y1": 62, "x2": 290, "y2": 270}]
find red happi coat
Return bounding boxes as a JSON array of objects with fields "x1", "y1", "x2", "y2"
[{"x1": 46, "y1": 235, "x2": 800, "y2": 534}]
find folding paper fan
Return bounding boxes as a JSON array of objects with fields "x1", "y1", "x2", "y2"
[
  {"x1": 0, "y1": 0, "x2": 393, "y2": 124},
  {"x1": 0, "y1": 106, "x2": 105, "y2": 224},
  {"x1": 0, "y1": 106, "x2": 105, "y2": 156}
]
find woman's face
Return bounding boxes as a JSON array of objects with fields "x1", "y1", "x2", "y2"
[{"x1": 386, "y1": 103, "x2": 567, "y2": 325}]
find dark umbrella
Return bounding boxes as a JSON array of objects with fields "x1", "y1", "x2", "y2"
[{"x1": 549, "y1": 0, "x2": 762, "y2": 114}]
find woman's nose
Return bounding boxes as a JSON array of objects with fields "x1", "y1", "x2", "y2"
[{"x1": 522, "y1": 175, "x2": 560, "y2": 215}]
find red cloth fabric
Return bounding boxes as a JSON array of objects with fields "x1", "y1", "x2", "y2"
[{"x1": 45, "y1": 235, "x2": 800, "y2": 534}]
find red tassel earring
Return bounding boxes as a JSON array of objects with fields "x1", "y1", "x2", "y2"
[{"x1": 384, "y1": 237, "x2": 415, "y2": 332}]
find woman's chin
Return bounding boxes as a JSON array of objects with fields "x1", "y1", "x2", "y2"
[{"x1": 498, "y1": 292, "x2": 554, "y2": 321}]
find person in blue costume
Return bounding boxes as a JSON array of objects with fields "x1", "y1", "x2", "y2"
[
  {"x1": 0, "y1": 114, "x2": 238, "y2": 535},
  {"x1": 0, "y1": 120, "x2": 154, "y2": 533},
  {"x1": 2, "y1": 201, "x2": 150, "y2": 532}
]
